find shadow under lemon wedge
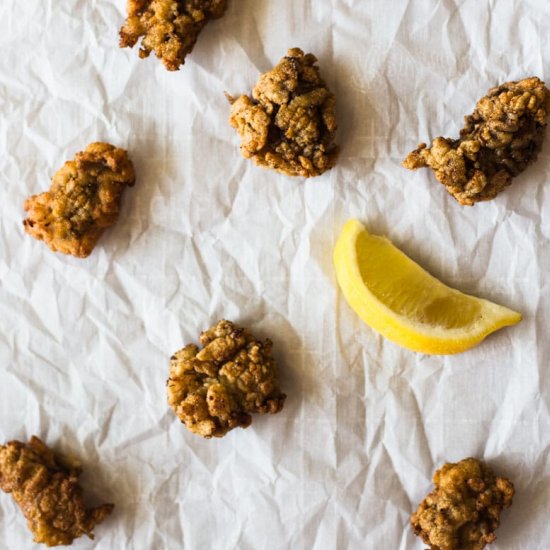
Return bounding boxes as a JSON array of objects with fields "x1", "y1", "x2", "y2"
[{"x1": 333, "y1": 219, "x2": 522, "y2": 355}]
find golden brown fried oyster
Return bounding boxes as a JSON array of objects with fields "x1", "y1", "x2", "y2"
[
  {"x1": 411, "y1": 458, "x2": 514, "y2": 550},
  {"x1": 228, "y1": 48, "x2": 339, "y2": 177},
  {"x1": 404, "y1": 77, "x2": 550, "y2": 205},
  {"x1": 0, "y1": 436, "x2": 113, "y2": 547},
  {"x1": 23, "y1": 142, "x2": 135, "y2": 258},
  {"x1": 119, "y1": 0, "x2": 228, "y2": 71},
  {"x1": 167, "y1": 320, "x2": 286, "y2": 438}
]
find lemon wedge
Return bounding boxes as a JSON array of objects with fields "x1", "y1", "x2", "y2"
[{"x1": 333, "y1": 219, "x2": 521, "y2": 354}]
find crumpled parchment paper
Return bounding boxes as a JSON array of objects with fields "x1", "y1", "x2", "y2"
[{"x1": 1, "y1": 0, "x2": 549, "y2": 548}]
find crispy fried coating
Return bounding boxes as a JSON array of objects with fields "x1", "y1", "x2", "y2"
[
  {"x1": 167, "y1": 320, "x2": 286, "y2": 438},
  {"x1": 228, "y1": 48, "x2": 339, "y2": 178},
  {"x1": 119, "y1": 0, "x2": 228, "y2": 71},
  {"x1": 404, "y1": 77, "x2": 550, "y2": 205},
  {"x1": 0, "y1": 436, "x2": 113, "y2": 547},
  {"x1": 23, "y1": 142, "x2": 135, "y2": 258},
  {"x1": 411, "y1": 458, "x2": 514, "y2": 550}
]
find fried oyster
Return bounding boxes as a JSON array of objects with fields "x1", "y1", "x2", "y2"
[
  {"x1": 119, "y1": 0, "x2": 228, "y2": 71},
  {"x1": 0, "y1": 436, "x2": 113, "y2": 547},
  {"x1": 167, "y1": 320, "x2": 286, "y2": 438},
  {"x1": 403, "y1": 77, "x2": 550, "y2": 205},
  {"x1": 23, "y1": 142, "x2": 135, "y2": 258},
  {"x1": 228, "y1": 48, "x2": 339, "y2": 178},
  {"x1": 411, "y1": 458, "x2": 514, "y2": 550}
]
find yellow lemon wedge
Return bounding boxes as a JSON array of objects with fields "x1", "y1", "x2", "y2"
[{"x1": 333, "y1": 219, "x2": 522, "y2": 355}]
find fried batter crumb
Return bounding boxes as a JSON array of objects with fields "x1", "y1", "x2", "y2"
[
  {"x1": 23, "y1": 142, "x2": 136, "y2": 258},
  {"x1": 0, "y1": 436, "x2": 113, "y2": 547},
  {"x1": 119, "y1": 0, "x2": 228, "y2": 71},
  {"x1": 411, "y1": 458, "x2": 514, "y2": 550},
  {"x1": 167, "y1": 320, "x2": 286, "y2": 438},
  {"x1": 228, "y1": 48, "x2": 339, "y2": 178},
  {"x1": 403, "y1": 77, "x2": 550, "y2": 205}
]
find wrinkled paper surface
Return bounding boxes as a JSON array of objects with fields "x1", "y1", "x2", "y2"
[{"x1": 1, "y1": 0, "x2": 550, "y2": 548}]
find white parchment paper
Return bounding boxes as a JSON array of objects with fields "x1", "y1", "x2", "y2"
[{"x1": 1, "y1": 0, "x2": 550, "y2": 548}]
